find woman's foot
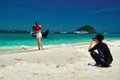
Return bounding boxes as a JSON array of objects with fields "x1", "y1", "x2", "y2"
[{"x1": 38, "y1": 48, "x2": 43, "y2": 50}]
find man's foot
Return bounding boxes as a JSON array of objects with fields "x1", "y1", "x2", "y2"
[{"x1": 94, "y1": 64, "x2": 102, "y2": 67}]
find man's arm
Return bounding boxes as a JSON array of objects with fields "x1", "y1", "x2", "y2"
[{"x1": 88, "y1": 39, "x2": 94, "y2": 50}]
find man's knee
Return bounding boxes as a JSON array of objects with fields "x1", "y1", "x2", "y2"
[{"x1": 90, "y1": 51, "x2": 97, "y2": 56}]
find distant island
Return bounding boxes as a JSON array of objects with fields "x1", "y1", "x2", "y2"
[
  {"x1": 75, "y1": 25, "x2": 97, "y2": 34},
  {"x1": 0, "y1": 25, "x2": 97, "y2": 34},
  {"x1": 0, "y1": 29, "x2": 29, "y2": 33},
  {"x1": 0, "y1": 29, "x2": 49, "y2": 38}
]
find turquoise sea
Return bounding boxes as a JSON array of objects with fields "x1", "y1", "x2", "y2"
[{"x1": 0, "y1": 33, "x2": 120, "y2": 53}]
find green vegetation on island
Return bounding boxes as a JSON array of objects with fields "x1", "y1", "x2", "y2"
[{"x1": 75, "y1": 25, "x2": 97, "y2": 33}]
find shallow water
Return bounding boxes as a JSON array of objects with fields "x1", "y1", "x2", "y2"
[{"x1": 0, "y1": 33, "x2": 120, "y2": 53}]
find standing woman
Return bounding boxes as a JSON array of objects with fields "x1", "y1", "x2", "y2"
[{"x1": 33, "y1": 21, "x2": 43, "y2": 50}]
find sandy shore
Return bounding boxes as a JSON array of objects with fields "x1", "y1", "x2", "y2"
[{"x1": 0, "y1": 40, "x2": 120, "y2": 80}]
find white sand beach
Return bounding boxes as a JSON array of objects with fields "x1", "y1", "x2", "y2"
[{"x1": 0, "y1": 40, "x2": 120, "y2": 80}]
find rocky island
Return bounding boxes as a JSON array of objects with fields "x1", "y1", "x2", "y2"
[{"x1": 75, "y1": 25, "x2": 97, "y2": 34}]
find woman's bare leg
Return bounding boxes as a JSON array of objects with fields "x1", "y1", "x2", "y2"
[{"x1": 37, "y1": 37, "x2": 43, "y2": 50}]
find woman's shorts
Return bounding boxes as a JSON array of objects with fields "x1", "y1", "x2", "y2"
[{"x1": 36, "y1": 32, "x2": 42, "y2": 38}]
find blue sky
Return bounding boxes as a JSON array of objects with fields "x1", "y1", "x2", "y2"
[{"x1": 0, "y1": 0, "x2": 120, "y2": 33}]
